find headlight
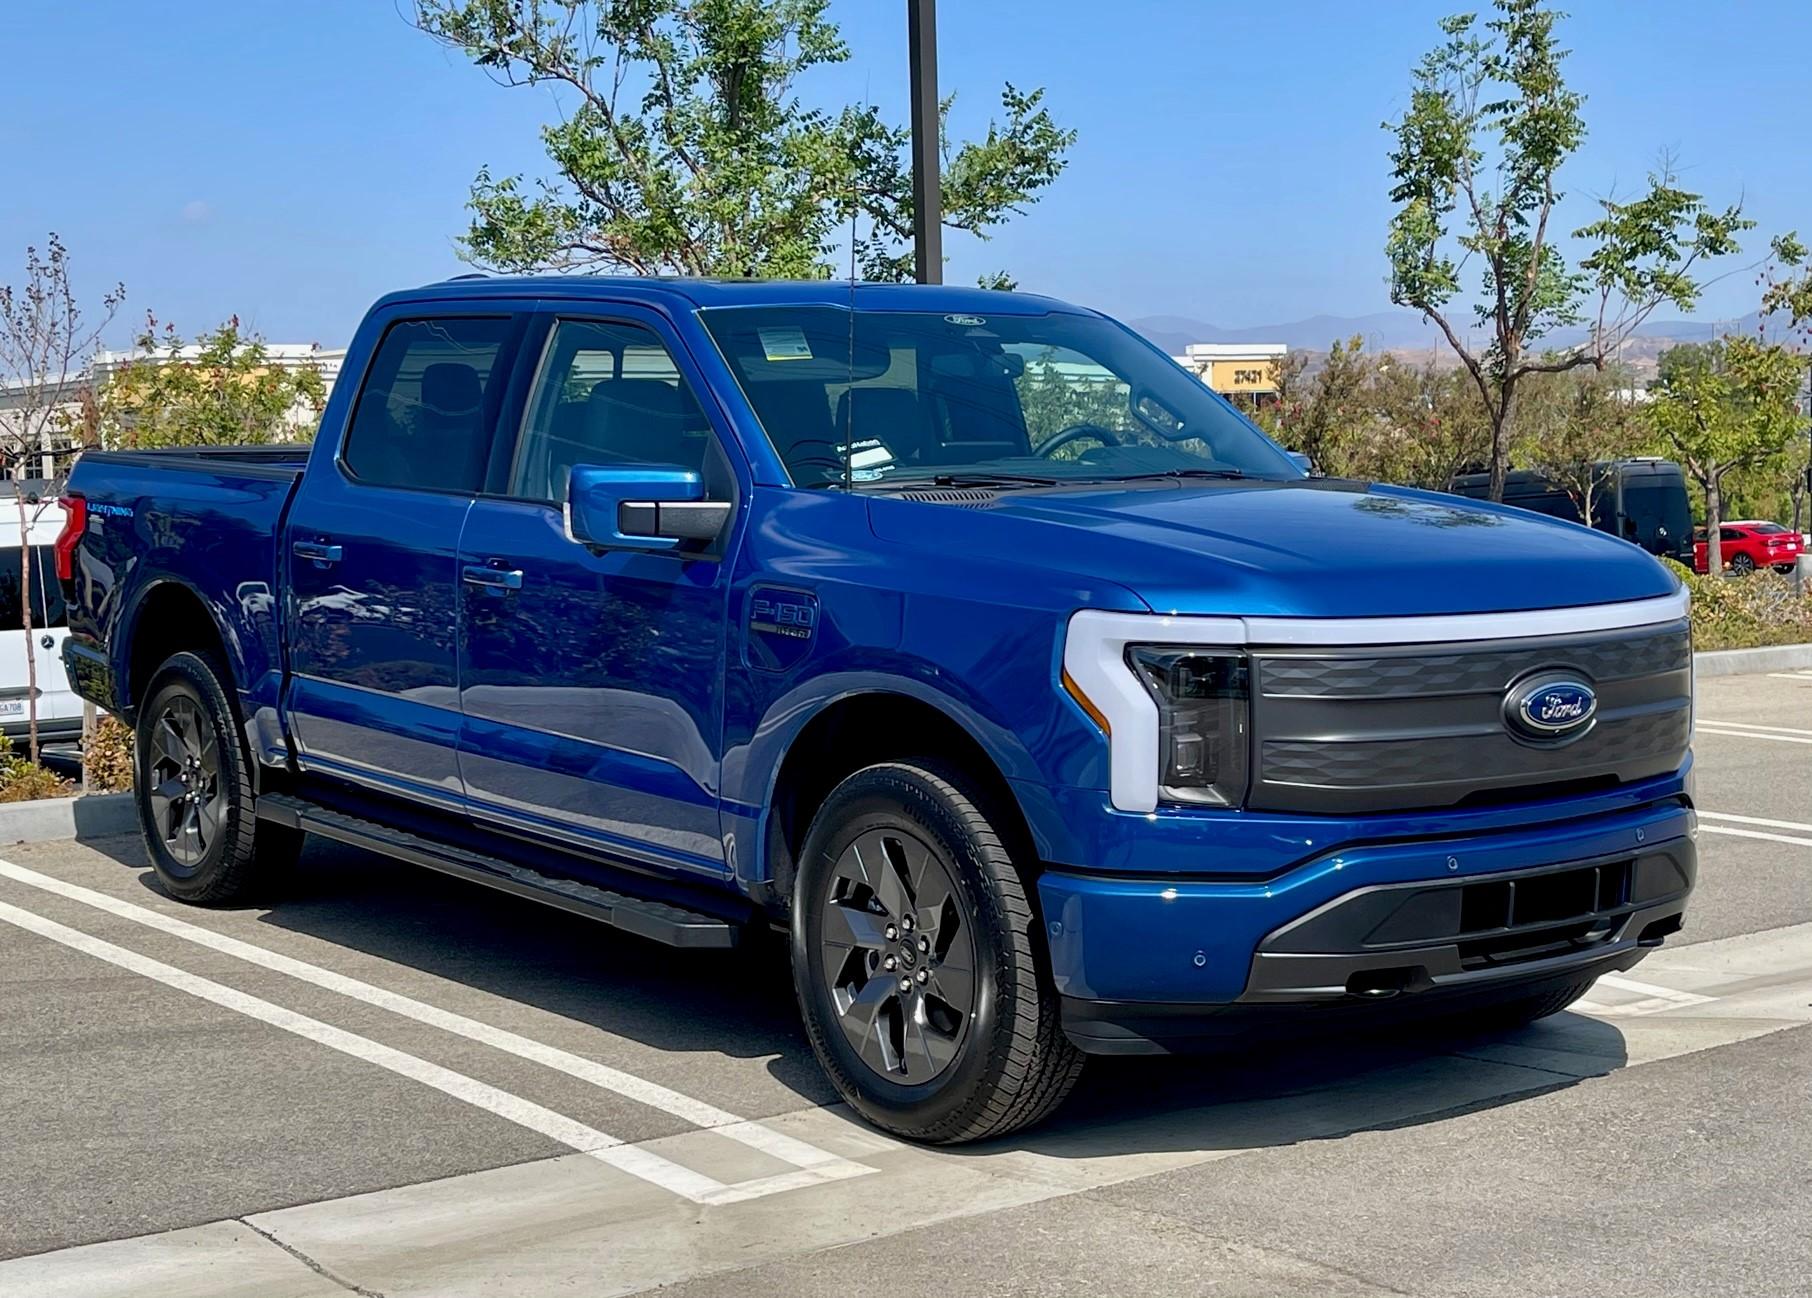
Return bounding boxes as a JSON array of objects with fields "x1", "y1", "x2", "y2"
[{"x1": 1125, "y1": 648, "x2": 1251, "y2": 806}]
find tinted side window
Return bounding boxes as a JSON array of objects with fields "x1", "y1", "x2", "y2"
[
  {"x1": 510, "y1": 319, "x2": 719, "y2": 504},
  {"x1": 343, "y1": 317, "x2": 514, "y2": 493},
  {"x1": 0, "y1": 547, "x2": 64, "y2": 631}
]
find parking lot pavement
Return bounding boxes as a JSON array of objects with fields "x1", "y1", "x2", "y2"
[{"x1": 1, "y1": 669, "x2": 1810, "y2": 1296}]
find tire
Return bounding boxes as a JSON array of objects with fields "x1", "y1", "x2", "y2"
[
  {"x1": 1730, "y1": 553, "x2": 1756, "y2": 575},
  {"x1": 790, "y1": 761, "x2": 1084, "y2": 1143},
  {"x1": 1469, "y1": 975, "x2": 1597, "y2": 1031},
  {"x1": 134, "y1": 652, "x2": 303, "y2": 904},
  {"x1": 1774, "y1": 564, "x2": 1797, "y2": 575}
]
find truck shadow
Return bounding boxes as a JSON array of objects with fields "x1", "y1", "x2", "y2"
[
  {"x1": 972, "y1": 1011, "x2": 1628, "y2": 1160},
  {"x1": 100, "y1": 833, "x2": 1631, "y2": 1152}
]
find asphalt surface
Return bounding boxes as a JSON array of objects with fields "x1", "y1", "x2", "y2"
[{"x1": 1, "y1": 668, "x2": 1810, "y2": 1296}]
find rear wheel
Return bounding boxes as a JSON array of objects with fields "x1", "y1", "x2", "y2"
[
  {"x1": 1731, "y1": 552, "x2": 1756, "y2": 575},
  {"x1": 790, "y1": 761, "x2": 1083, "y2": 1143},
  {"x1": 134, "y1": 652, "x2": 302, "y2": 904}
]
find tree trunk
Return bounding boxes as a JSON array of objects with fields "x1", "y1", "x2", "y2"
[
  {"x1": 1486, "y1": 384, "x2": 1517, "y2": 503},
  {"x1": 1704, "y1": 473, "x2": 1724, "y2": 576},
  {"x1": 14, "y1": 490, "x2": 38, "y2": 764}
]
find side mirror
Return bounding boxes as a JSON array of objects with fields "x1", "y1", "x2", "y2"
[
  {"x1": 566, "y1": 464, "x2": 730, "y2": 552},
  {"x1": 1287, "y1": 451, "x2": 1313, "y2": 475}
]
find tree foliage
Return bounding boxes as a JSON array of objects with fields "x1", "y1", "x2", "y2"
[
  {"x1": 96, "y1": 316, "x2": 327, "y2": 449},
  {"x1": 411, "y1": 0, "x2": 1075, "y2": 284},
  {"x1": 1384, "y1": 0, "x2": 1750, "y2": 500},
  {"x1": 1511, "y1": 365, "x2": 1643, "y2": 523},
  {"x1": 1645, "y1": 338, "x2": 1807, "y2": 572}
]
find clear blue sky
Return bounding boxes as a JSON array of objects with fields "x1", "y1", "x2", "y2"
[{"x1": 6, "y1": 1, "x2": 1809, "y2": 346}]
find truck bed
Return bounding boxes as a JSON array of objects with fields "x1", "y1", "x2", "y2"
[
  {"x1": 61, "y1": 443, "x2": 311, "y2": 735},
  {"x1": 76, "y1": 444, "x2": 311, "y2": 480}
]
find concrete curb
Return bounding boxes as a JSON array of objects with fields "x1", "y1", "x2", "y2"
[
  {"x1": 1693, "y1": 643, "x2": 1812, "y2": 678},
  {"x1": 0, "y1": 792, "x2": 136, "y2": 846}
]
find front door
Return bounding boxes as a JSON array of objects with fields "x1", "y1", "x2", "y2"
[
  {"x1": 456, "y1": 310, "x2": 739, "y2": 877},
  {"x1": 285, "y1": 311, "x2": 522, "y2": 808}
]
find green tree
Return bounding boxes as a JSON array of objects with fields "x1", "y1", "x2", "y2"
[
  {"x1": 1384, "y1": 0, "x2": 1750, "y2": 502},
  {"x1": 95, "y1": 316, "x2": 327, "y2": 449},
  {"x1": 1256, "y1": 336, "x2": 1376, "y2": 478},
  {"x1": 1758, "y1": 233, "x2": 1812, "y2": 534},
  {"x1": 1366, "y1": 357, "x2": 1492, "y2": 489},
  {"x1": 1512, "y1": 364, "x2": 1642, "y2": 525},
  {"x1": 1646, "y1": 339, "x2": 1808, "y2": 573},
  {"x1": 410, "y1": 0, "x2": 1075, "y2": 283}
]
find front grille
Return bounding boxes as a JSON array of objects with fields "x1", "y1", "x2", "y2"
[{"x1": 1247, "y1": 621, "x2": 1691, "y2": 814}]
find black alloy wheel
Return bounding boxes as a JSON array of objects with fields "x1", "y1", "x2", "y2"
[
  {"x1": 144, "y1": 693, "x2": 225, "y2": 871},
  {"x1": 818, "y1": 825, "x2": 977, "y2": 1083}
]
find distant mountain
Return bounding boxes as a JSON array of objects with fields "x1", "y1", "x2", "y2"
[{"x1": 1128, "y1": 310, "x2": 1445, "y2": 355}]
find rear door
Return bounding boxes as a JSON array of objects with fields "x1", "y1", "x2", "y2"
[
  {"x1": 454, "y1": 307, "x2": 741, "y2": 877},
  {"x1": 284, "y1": 308, "x2": 527, "y2": 808}
]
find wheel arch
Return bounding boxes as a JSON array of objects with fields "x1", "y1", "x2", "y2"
[
  {"x1": 752, "y1": 685, "x2": 1046, "y2": 914},
  {"x1": 118, "y1": 578, "x2": 240, "y2": 718}
]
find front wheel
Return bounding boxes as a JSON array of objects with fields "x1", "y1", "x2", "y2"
[
  {"x1": 790, "y1": 761, "x2": 1083, "y2": 1143},
  {"x1": 134, "y1": 652, "x2": 303, "y2": 904}
]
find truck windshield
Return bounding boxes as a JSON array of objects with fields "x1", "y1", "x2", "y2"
[{"x1": 699, "y1": 307, "x2": 1303, "y2": 488}]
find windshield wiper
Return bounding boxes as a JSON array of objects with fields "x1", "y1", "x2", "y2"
[
  {"x1": 867, "y1": 471, "x2": 1063, "y2": 492},
  {"x1": 1088, "y1": 468, "x2": 1250, "y2": 483}
]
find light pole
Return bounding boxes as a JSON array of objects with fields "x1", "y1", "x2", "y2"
[{"x1": 907, "y1": 0, "x2": 942, "y2": 284}]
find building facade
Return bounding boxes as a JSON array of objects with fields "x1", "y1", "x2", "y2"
[
  {"x1": 1172, "y1": 342, "x2": 1288, "y2": 409},
  {"x1": 0, "y1": 345, "x2": 345, "y2": 480}
]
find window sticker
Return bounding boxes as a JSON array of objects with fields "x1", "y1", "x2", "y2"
[
  {"x1": 758, "y1": 326, "x2": 814, "y2": 362},
  {"x1": 840, "y1": 438, "x2": 894, "y2": 480}
]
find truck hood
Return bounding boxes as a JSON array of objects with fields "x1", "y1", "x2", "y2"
[{"x1": 865, "y1": 478, "x2": 1680, "y2": 618}]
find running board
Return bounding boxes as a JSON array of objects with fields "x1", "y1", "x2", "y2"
[{"x1": 256, "y1": 792, "x2": 738, "y2": 949}]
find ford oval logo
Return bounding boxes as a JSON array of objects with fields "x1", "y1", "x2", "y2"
[{"x1": 1505, "y1": 674, "x2": 1598, "y2": 740}]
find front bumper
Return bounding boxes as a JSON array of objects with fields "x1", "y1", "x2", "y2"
[{"x1": 1037, "y1": 797, "x2": 1695, "y2": 1054}]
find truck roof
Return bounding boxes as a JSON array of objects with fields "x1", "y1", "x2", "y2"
[{"x1": 376, "y1": 274, "x2": 1086, "y2": 317}]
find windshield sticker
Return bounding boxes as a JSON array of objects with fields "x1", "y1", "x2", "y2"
[
  {"x1": 944, "y1": 314, "x2": 986, "y2": 327},
  {"x1": 758, "y1": 326, "x2": 814, "y2": 362}
]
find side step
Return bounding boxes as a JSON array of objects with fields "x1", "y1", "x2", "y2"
[{"x1": 256, "y1": 793, "x2": 738, "y2": 949}]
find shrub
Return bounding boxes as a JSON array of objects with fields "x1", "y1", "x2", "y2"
[
  {"x1": 1668, "y1": 559, "x2": 1812, "y2": 651},
  {"x1": 0, "y1": 732, "x2": 75, "y2": 802},
  {"x1": 84, "y1": 714, "x2": 135, "y2": 793}
]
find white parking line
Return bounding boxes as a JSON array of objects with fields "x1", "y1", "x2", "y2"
[
  {"x1": 0, "y1": 858, "x2": 871, "y2": 1196},
  {"x1": 1694, "y1": 726, "x2": 1812, "y2": 745},
  {"x1": 1698, "y1": 824, "x2": 1812, "y2": 849},
  {"x1": 1575, "y1": 975, "x2": 1718, "y2": 1018},
  {"x1": 0, "y1": 897, "x2": 729, "y2": 1203},
  {"x1": 1699, "y1": 810, "x2": 1812, "y2": 835},
  {"x1": 1765, "y1": 671, "x2": 1812, "y2": 681},
  {"x1": 1696, "y1": 719, "x2": 1812, "y2": 737}
]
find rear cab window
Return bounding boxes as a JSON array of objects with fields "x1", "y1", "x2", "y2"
[{"x1": 341, "y1": 317, "x2": 516, "y2": 494}]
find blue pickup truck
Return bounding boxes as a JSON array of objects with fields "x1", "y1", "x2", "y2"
[{"x1": 56, "y1": 276, "x2": 1695, "y2": 1142}]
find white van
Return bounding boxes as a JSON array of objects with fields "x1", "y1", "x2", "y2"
[{"x1": 0, "y1": 496, "x2": 82, "y2": 744}]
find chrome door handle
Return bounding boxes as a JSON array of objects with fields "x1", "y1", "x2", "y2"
[
  {"x1": 462, "y1": 564, "x2": 523, "y2": 590},
  {"x1": 293, "y1": 540, "x2": 343, "y2": 563}
]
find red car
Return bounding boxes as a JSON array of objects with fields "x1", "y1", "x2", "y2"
[{"x1": 1693, "y1": 521, "x2": 1805, "y2": 574}]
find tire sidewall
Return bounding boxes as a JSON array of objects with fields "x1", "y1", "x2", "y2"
[
  {"x1": 134, "y1": 653, "x2": 248, "y2": 900},
  {"x1": 790, "y1": 767, "x2": 1021, "y2": 1135}
]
